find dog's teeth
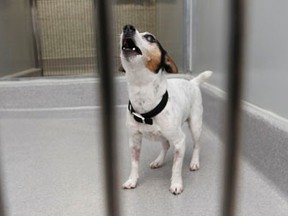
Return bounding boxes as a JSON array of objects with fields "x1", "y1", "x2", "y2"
[
  {"x1": 132, "y1": 47, "x2": 136, "y2": 51},
  {"x1": 122, "y1": 47, "x2": 126, "y2": 50}
]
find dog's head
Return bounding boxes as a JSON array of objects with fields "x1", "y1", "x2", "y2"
[{"x1": 119, "y1": 25, "x2": 178, "y2": 74}]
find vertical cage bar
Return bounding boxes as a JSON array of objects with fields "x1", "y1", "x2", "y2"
[
  {"x1": 0, "y1": 171, "x2": 6, "y2": 216},
  {"x1": 184, "y1": 0, "x2": 193, "y2": 73},
  {"x1": 222, "y1": 0, "x2": 245, "y2": 216},
  {"x1": 30, "y1": 0, "x2": 43, "y2": 75},
  {"x1": 94, "y1": 0, "x2": 120, "y2": 216}
]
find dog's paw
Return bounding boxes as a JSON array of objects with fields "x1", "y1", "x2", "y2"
[
  {"x1": 122, "y1": 179, "x2": 138, "y2": 189},
  {"x1": 169, "y1": 183, "x2": 184, "y2": 195},
  {"x1": 190, "y1": 162, "x2": 200, "y2": 171},
  {"x1": 149, "y1": 160, "x2": 163, "y2": 169}
]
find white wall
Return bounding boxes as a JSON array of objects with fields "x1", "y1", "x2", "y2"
[
  {"x1": 244, "y1": 0, "x2": 288, "y2": 119},
  {"x1": 192, "y1": 0, "x2": 288, "y2": 119}
]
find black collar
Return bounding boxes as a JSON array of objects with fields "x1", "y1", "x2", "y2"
[{"x1": 128, "y1": 91, "x2": 169, "y2": 125}]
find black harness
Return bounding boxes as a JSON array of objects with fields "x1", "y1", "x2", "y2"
[{"x1": 128, "y1": 91, "x2": 169, "y2": 125}]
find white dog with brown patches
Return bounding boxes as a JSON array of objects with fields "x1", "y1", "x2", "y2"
[{"x1": 120, "y1": 25, "x2": 212, "y2": 195}]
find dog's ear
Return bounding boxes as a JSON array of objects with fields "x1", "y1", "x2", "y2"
[
  {"x1": 164, "y1": 54, "x2": 178, "y2": 73},
  {"x1": 118, "y1": 64, "x2": 126, "y2": 73}
]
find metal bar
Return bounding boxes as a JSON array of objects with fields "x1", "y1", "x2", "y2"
[
  {"x1": 184, "y1": 0, "x2": 193, "y2": 73},
  {"x1": 30, "y1": 0, "x2": 44, "y2": 76},
  {"x1": 94, "y1": 1, "x2": 120, "y2": 216},
  {"x1": 222, "y1": 0, "x2": 245, "y2": 216},
  {"x1": 0, "y1": 171, "x2": 6, "y2": 216}
]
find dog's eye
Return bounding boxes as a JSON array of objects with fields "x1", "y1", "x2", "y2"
[{"x1": 144, "y1": 34, "x2": 156, "y2": 43}]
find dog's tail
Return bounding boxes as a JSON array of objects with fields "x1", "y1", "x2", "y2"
[{"x1": 191, "y1": 70, "x2": 213, "y2": 85}]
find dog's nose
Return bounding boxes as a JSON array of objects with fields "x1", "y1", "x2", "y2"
[{"x1": 123, "y1": 25, "x2": 136, "y2": 37}]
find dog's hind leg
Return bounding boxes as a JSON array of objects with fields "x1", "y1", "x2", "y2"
[
  {"x1": 168, "y1": 130, "x2": 186, "y2": 195},
  {"x1": 188, "y1": 117, "x2": 202, "y2": 171},
  {"x1": 150, "y1": 140, "x2": 170, "y2": 169},
  {"x1": 188, "y1": 88, "x2": 203, "y2": 171}
]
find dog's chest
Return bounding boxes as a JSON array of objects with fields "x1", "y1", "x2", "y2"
[{"x1": 138, "y1": 123, "x2": 164, "y2": 141}]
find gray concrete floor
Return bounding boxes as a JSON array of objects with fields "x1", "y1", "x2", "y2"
[{"x1": 0, "y1": 107, "x2": 287, "y2": 216}]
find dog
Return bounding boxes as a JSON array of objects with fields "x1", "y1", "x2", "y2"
[{"x1": 119, "y1": 24, "x2": 212, "y2": 195}]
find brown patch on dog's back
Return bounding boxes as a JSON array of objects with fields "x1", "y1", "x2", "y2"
[{"x1": 144, "y1": 45, "x2": 162, "y2": 73}]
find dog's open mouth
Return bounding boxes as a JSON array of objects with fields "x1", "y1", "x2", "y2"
[{"x1": 122, "y1": 38, "x2": 142, "y2": 56}]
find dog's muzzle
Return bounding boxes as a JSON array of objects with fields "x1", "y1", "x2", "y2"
[{"x1": 122, "y1": 25, "x2": 142, "y2": 56}]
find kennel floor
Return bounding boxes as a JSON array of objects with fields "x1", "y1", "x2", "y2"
[{"x1": 0, "y1": 108, "x2": 287, "y2": 216}]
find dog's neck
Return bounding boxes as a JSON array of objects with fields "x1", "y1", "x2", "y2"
[{"x1": 126, "y1": 68, "x2": 167, "y2": 114}]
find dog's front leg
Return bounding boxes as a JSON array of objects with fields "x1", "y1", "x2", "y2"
[
  {"x1": 169, "y1": 131, "x2": 186, "y2": 195},
  {"x1": 122, "y1": 131, "x2": 142, "y2": 189}
]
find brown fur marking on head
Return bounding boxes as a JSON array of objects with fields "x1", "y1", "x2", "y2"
[{"x1": 144, "y1": 46, "x2": 162, "y2": 73}]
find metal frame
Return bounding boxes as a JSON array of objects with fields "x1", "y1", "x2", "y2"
[
  {"x1": 30, "y1": 0, "x2": 43, "y2": 75},
  {"x1": 184, "y1": 0, "x2": 193, "y2": 73},
  {"x1": 0, "y1": 171, "x2": 5, "y2": 216}
]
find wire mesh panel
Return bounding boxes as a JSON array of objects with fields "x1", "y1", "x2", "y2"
[
  {"x1": 35, "y1": 0, "x2": 157, "y2": 76},
  {"x1": 37, "y1": 0, "x2": 97, "y2": 76}
]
